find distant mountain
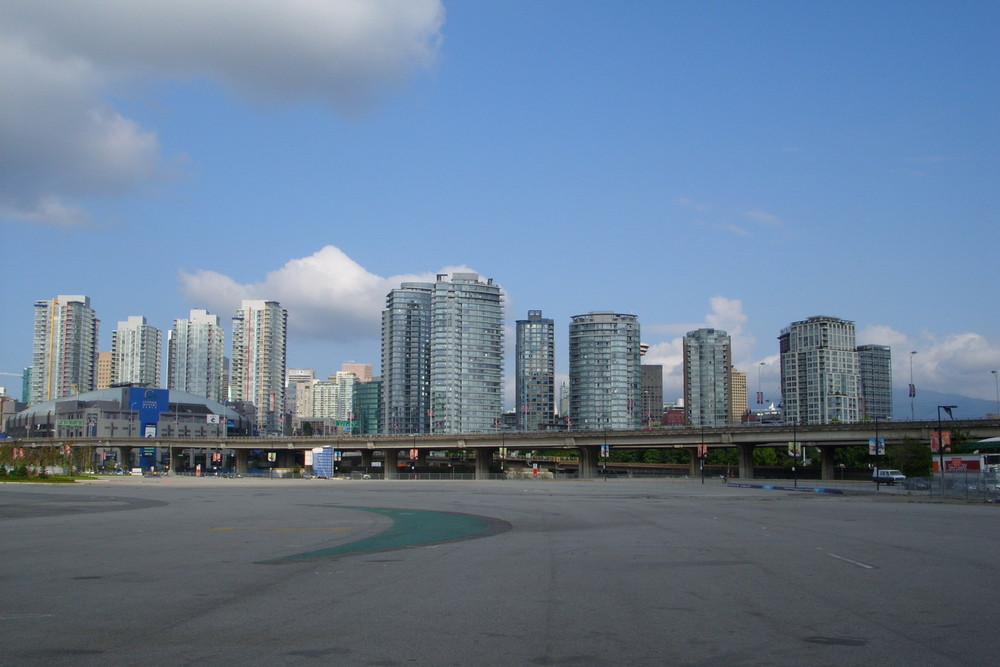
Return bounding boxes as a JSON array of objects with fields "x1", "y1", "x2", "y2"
[{"x1": 892, "y1": 387, "x2": 999, "y2": 422}]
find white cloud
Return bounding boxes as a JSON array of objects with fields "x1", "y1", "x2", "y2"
[
  {"x1": 0, "y1": 0, "x2": 445, "y2": 224},
  {"x1": 0, "y1": 38, "x2": 161, "y2": 225},
  {"x1": 643, "y1": 312, "x2": 1000, "y2": 408},
  {"x1": 744, "y1": 209, "x2": 782, "y2": 226},
  {"x1": 178, "y1": 244, "x2": 473, "y2": 342},
  {"x1": 642, "y1": 297, "x2": 758, "y2": 402},
  {"x1": 857, "y1": 324, "x2": 910, "y2": 348},
  {"x1": 675, "y1": 197, "x2": 713, "y2": 213},
  {"x1": 854, "y1": 324, "x2": 1000, "y2": 401}
]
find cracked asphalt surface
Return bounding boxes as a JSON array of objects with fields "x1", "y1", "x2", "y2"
[{"x1": 2, "y1": 476, "x2": 999, "y2": 666}]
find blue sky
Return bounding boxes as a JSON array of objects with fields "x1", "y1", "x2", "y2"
[{"x1": 2, "y1": 1, "x2": 998, "y2": 417}]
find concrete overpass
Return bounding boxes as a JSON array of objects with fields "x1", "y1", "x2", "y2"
[{"x1": 10, "y1": 419, "x2": 1000, "y2": 480}]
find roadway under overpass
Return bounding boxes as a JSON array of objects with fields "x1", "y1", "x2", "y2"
[{"x1": 10, "y1": 420, "x2": 1000, "y2": 481}]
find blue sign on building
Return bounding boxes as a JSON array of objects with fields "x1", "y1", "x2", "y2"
[{"x1": 128, "y1": 387, "x2": 170, "y2": 437}]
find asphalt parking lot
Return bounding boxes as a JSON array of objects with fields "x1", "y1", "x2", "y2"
[{"x1": 2, "y1": 476, "x2": 999, "y2": 666}]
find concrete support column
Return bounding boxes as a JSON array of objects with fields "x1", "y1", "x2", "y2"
[
  {"x1": 235, "y1": 449, "x2": 249, "y2": 475},
  {"x1": 360, "y1": 450, "x2": 373, "y2": 472},
  {"x1": 475, "y1": 448, "x2": 497, "y2": 480},
  {"x1": 169, "y1": 447, "x2": 184, "y2": 473},
  {"x1": 578, "y1": 445, "x2": 600, "y2": 479},
  {"x1": 819, "y1": 445, "x2": 836, "y2": 481},
  {"x1": 687, "y1": 447, "x2": 700, "y2": 476},
  {"x1": 737, "y1": 443, "x2": 755, "y2": 480},
  {"x1": 120, "y1": 446, "x2": 134, "y2": 471},
  {"x1": 383, "y1": 449, "x2": 399, "y2": 479}
]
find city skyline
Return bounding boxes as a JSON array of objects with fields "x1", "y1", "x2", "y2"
[
  {"x1": 4, "y1": 290, "x2": 996, "y2": 423},
  {"x1": 2, "y1": 3, "x2": 998, "y2": 412}
]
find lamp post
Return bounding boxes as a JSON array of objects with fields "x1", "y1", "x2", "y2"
[
  {"x1": 758, "y1": 362, "x2": 765, "y2": 405},
  {"x1": 871, "y1": 416, "x2": 883, "y2": 491},
  {"x1": 992, "y1": 370, "x2": 999, "y2": 418},
  {"x1": 699, "y1": 425, "x2": 705, "y2": 484},
  {"x1": 791, "y1": 419, "x2": 798, "y2": 488},
  {"x1": 936, "y1": 404, "x2": 957, "y2": 495},
  {"x1": 909, "y1": 351, "x2": 917, "y2": 421}
]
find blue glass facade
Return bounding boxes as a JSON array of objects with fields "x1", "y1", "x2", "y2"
[
  {"x1": 568, "y1": 311, "x2": 642, "y2": 431},
  {"x1": 515, "y1": 310, "x2": 555, "y2": 431},
  {"x1": 381, "y1": 283, "x2": 433, "y2": 434},
  {"x1": 430, "y1": 273, "x2": 504, "y2": 434}
]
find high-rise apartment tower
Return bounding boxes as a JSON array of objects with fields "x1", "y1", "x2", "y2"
[
  {"x1": 167, "y1": 309, "x2": 226, "y2": 402},
  {"x1": 640, "y1": 364, "x2": 664, "y2": 427},
  {"x1": 515, "y1": 310, "x2": 555, "y2": 431},
  {"x1": 683, "y1": 328, "x2": 732, "y2": 427},
  {"x1": 30, "y1": 295, "x2": 99, "y2": 404},
  {"x1": 779, "y1": 315, "x2": 860, "y2": 425},
  {"x1": 857, "y1": 344, "x2": 893, "y2": 421},
  {"x1": 381, "y1": 282, "x2": 433, "y2": 434},
  {"x1": 231, "y1": 300, "x2": 287, "y2": 435},
  {"x1": 381, "y1": 274, "x2": 504, "y2": 434},
  {"x1": 568, "y1": 311, "x2": 642, "y2": 430},
  {"x1": 111, "y1": 315, "x2": 162, "y2": 388},
  {"x1": 430, "y1": 273, "x2": 504, "y2": 433}
]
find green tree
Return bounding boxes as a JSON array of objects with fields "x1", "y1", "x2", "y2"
[
  {"x1": 707, "y1": 448, "x2": 738, "y2": 466},
  {"x1": 753, "y1": 447, "x2": 779, "y2": 465},
  {"x1": 889, "y1": 438, "x2": 933, "y2": 477},
  {"x1": 950, "y1": 429, "x2": 976, "y2": 453},
  {"x1": 835, "y1": 445, "x2": 870, "y2": 468}
]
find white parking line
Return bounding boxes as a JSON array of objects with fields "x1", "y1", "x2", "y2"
[{"x1": 826, "y1": 552, "x2": 875, "y2": 569}]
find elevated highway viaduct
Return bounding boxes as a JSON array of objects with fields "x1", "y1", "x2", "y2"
[{"x1": 11, "y1": 420, "x2": 1000, "y2": 480}]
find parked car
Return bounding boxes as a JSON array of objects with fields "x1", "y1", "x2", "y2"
[
  {"x1": 873, "y1": 469, "x2": 906, "y2": 485},
  {"x1": 902, "y1": 476, "x2": 930, "y2": 490}
]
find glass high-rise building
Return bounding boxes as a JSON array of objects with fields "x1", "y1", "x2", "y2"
[
  {"x1": 640, "y1": 364, "x2": 663, "y2": 426},
  {"x1": 111, "y1": 315, "x2": 162, "y2": 388},
  {"x1": 858, "y1": 344, "x2": 893, "y2": 421},
  {"x1": 381, "y1": 274, "x2": 504, "y2": 435},
  {"x1": 313, "y1": 371, "x2": 357, "y2": 422},
  {"x1": 168, "y1": 309, "x2": 225, "y2": 402},
  {"x1": 779, "y1": 315, "x2": 860, "y2": 425},
  {"x1": 683, "y1": 328, "x2": 732, "y2": 427},
  {"x1": 353, "y1": 377, "x2": 382, "y2": 435},
  {"x1": 30, "y1": 295, "x2": 99, "y2": 405},
  {"x1": 430, "y1": 273, "x2": 504, "y2": 433},
  {"x1": 231, "y1": 300, "x2": 287, "y2": 435},
  {"x1": 381, "y1": 282, "x2": 433, "y2": 434},
  {"x1": 568, "y1": 311, "x2": 642, "y2": 431},
  {"x1": 515, "y1": 310, "x2": 555, "y2": 431}
]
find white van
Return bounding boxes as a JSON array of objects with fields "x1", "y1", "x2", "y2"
[{"x1": 873, "y1": 469, "x2": 906, "y2": 485}]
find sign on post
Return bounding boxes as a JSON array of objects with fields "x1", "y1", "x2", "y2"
[{"x1": 868, "y1": 438, "x2": 885, "y2": 455}]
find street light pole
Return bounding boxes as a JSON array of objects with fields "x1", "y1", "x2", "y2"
[
  {"x1": 758, "y1": 362, "x2": 765, "y2": 405},
  {"x1": 791, "y1": 419, "x2": 797, "y2": 488},
  {"x1": 909, "y1": 351, "x2": 917, "y2": 421},
  {"x1": 936, "y1": 404, "x2": 957, "y2": 495},
  {"x1": 992, "y1": 370, "x2": 999, "y2": 419}
]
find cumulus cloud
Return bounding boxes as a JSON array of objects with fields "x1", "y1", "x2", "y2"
[
  {"x1": 642, "y1": 297, "x2": 758, "y2": 402},
  {"x1": 0, "y1": 0, "x2": 445, "y2": 224},
  {"x1": 0, "y1": 38, "x2": 161, "y2": 225},
  {"x1": 859, "y1": 325, "x2": 1000, "y2": 401},
  {"x1": 178, "y1": 244, "x2": 473, "y2": 342}
]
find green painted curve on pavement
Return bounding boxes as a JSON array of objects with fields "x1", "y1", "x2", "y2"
[{"x1": 271, "y1": 506, "x2": 508, "y2": 562}]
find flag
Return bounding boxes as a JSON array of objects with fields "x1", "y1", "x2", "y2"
[{"x1": 908, "y1": 384, "x2": 915, "y2": 398}]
